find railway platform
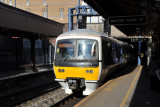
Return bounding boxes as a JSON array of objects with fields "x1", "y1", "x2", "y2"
[
  {"x1": 0, "y1": 64, "x2": 53, "y2": 79},
  {"x1": 0, "y1": 68, "x2": 57, "y2": 106},
  {"x1": 75, "y1": 65, "x2": 160, "y2": 107}
]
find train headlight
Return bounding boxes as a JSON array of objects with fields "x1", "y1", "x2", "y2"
[
  {"x1": 58, "y1": 69, "x2": 61, "y2": 72},
  {"x1": 62, "y1": 69, "x2": 65, "y2": 72},
  {"x1": 86, "y1": 70, "x2": 90, "y2": 73},
  {"x1": 90, "y1": 70, "x2": 93, "y2": 73}
]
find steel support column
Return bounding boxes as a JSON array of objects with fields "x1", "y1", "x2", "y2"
[
  {"x1": 138, "y1": 36, "x2": 141, "y2": 65},
  {"x1": 30, "y1": 38, "x2": 36, "y2": 68},
  {"x1": 69, "y1": 8, "x2": 73, "y2": 31}
]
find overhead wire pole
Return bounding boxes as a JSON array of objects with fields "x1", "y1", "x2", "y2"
[
  {"x1": 46, "y1": 4, "x2": 48, "y2": 18},
  {"x1": 78, "y1": 0, "x2": 81, "y2": 7},
  {"x1": 136, "y1": 28, "x2": 141, "y2": 65},
  {"x1": 15, "y1": 0, "x2": 16, "y2": 7},
  {"x1": 68, "y1": 5, "x2": 99, "y2": 31},
  {"x1": 108, "y1": 17, "x2": 111, "y2": 36},
  {"x1": 69, "y1": 8, "x2": 73, "y2": 31},
  {"x1": 102, "y1": 18, "x2": 110, "y2": 36}
]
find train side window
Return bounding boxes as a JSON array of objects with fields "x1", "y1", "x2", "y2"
[
  {"x1": 119, "y1": 48, "x2": 124, "y2": 63},
  {"x1": 114, "y1": 44, "x2": 123, "y2": 63},
  {"x1": 112, "y1": 43, "x2": 118, "y2": 63}
]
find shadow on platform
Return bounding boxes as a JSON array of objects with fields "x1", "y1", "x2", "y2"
[{"x1": 129, "y1": 67, "x2": 160, "y2": 107}]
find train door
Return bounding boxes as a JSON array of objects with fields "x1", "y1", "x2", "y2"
[{"x1": 102, "y1": 40, "x2": 113, "y2": 67}]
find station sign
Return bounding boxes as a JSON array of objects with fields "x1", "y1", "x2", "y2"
[
  {"x1": 109, "y1": 16, "x2": 147, "y2": 25},
  {"x1": 131, "y1": 38, "x2": 148, "y2": 42}
]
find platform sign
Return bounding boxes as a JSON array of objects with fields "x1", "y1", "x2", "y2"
[
  {"x1": 131, "y1": 38, "x2": 148, "y2": 42},
  {"x1": 109, "y1": 16, "x2": 147, "y2": 25}
]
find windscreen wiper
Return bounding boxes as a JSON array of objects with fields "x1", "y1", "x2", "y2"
[
  {"x1": 63, "y1": 50, "x2": 74, "y2": 62},
  {"x1": 78, "y1": 49, "x2": 88, "y2": 62}
]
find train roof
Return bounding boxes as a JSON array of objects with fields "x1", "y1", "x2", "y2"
[
  {"x1": 58, "y1": 29, "x2": 126, "y2": 45},
  {"x1": 59, "y1": 29, "x2": 101, "y2": 37}
]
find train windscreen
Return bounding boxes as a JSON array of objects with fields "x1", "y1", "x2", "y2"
[{"x1": 55, "y1": 39, "x2": 98, "y2": 61}]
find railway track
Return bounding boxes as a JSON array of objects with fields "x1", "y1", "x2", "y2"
[
  {"x1": 53, "y1": 94, "x2": 75, "y2": 107},
  {"x1": 53, "y1": 92, "x2": 86, "y2": 107}
]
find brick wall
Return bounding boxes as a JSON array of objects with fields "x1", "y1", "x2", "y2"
[{"x1": 2, "y1": 0, "x2": 79, "y2": 24}]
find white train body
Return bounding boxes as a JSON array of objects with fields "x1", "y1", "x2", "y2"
[{"x1": 54, "y1": 29, "x2": 130, "y2": 95}]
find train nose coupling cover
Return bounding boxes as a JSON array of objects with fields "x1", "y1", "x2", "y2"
[{"x1": 67, "y1": 78, "x2": 85, "y2": 90}]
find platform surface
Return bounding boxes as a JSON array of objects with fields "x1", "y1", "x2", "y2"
[
  {"x1": 75, "y1": 65, "x2": 146, "y2": 107},
  {"x1": 0, "y1": 64, "x2": 53, "y2": 79}
]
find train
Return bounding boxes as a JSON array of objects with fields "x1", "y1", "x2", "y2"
[{"x1": 53, "y1": 29, "x2": 132, "y2": 95}]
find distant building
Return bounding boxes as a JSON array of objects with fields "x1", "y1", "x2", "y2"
[{"x1": 1, "y1": 0, "x2": 80, "y2": 32}]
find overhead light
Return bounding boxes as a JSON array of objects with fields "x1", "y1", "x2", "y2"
[{"x1": 12, "y1": 36, "x2": 20, "y2": 39}]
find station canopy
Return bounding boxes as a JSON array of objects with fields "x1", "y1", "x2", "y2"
[
  {"x1": 84, "y1": 0, "x2": 160, "y2": 40},
  {"x1": 0, "y1": 2, "x2": 63, "y2": 38}
]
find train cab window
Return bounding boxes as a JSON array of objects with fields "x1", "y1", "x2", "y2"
[
  {"x1": 56, "y1": 40, "x2": 75, "y2": 60},
  {"x1": 77, "y1": 40, "x2": 98, "y2": 60},
  {"x1": 55, "y1": 39, "x2": 98, "y2": 62}
]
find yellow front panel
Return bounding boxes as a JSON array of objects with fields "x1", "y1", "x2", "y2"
[{"x1": 54, "y1": 66, "x2": 99, "y2": 80}]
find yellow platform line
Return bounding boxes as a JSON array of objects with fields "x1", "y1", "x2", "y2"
[{"x1": 120, "y1": 66, "x2": 143, "y2": 107}]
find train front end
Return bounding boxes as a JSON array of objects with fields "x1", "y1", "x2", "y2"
[{"x1": 54, "y1": 36, "x2": 101, "y2": 95}]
